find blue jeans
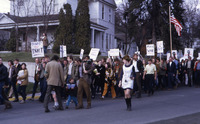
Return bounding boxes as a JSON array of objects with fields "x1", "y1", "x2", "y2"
[
  {"x1": 0, "y1": 82, "x2": 5, "y2": 103},
  {"x1": 39, "y1": 78, "x2": 47, "y2": 102},
  {"x1": 66, "y1": 95, "x2": 78, "y2": 107},
  {"x1": 43, "y1": 46, "x2": 47, "y2": 54},
  {"x1": 18, "y1": 85, "x2": 27, "y2": 101}
]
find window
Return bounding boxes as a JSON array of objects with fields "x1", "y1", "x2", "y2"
[
  {"x1": 18, "y1": 0, "x2": 24, "y2": 6},
  {"x1": 106, "y1": 34, "x2": 108, "y2": 49},
  {"x1": 102, "y1": 33, "x2": 104, "y2": 49},
  {"x1": 109, "y1": 9, "x2": 112, "y2": 22},
  {"x1": 109, "y1": 34, "x2": 112, "y2": 48},
  {"x1": 53, "y1": 0, "x2": 59, "y2": 14},
  {"x1": 109, "y1": 15, "x2": 111, "y2": 22},
  {"x1": 102, "y1": 4, "x2": 104, "y2": 19}
]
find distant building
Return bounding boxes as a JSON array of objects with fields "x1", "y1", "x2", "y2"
[{"x1": 0, "y1": 0, "x2": 117, "y2": 55}]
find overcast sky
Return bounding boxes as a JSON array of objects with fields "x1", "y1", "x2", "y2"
[{"x1": 0, "y1": 0, "x2": 199, "y2": 13}]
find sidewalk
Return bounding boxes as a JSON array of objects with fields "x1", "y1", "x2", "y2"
[{"x1": 9, "y1": 93, "x2": 41, "y2": 101}]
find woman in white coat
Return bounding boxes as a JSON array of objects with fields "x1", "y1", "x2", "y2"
[{"x1": 119, "y1": 55, "x2": 135, "y2": 111}]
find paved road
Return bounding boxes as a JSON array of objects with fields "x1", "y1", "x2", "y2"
[{"x1": 1, "y1": 87, "x2": 200, "y2": 124}]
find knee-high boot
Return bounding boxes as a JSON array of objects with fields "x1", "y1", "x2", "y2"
[
  {"x1": 125, "y1": 98, "x2": 128, "y2": 110},
  {"x1": 127, "y1": 98, "x2": 132, "y2": 111}
]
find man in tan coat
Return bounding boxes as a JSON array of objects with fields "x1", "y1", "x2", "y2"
[{"x1": 44, "y1": 55, "x2": 65, "y2": 112}]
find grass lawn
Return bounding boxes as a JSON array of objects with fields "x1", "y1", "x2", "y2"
[
  {"x1": 0, "y1": 52, "x2": 107, "y2": 62},
  {"x1": 0, "y1": 52, "x2": 59, "y2": 62}
]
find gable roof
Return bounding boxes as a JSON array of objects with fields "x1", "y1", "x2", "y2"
[
  {"x1": 98, "y1": 0, "x2": 117, "y2": 8},
  {"x1": 103, "y1": 0, "x2": 116, "y2": 6},
  {"x1": 0, "y1": 14, "x2": 15, "y2": 24}
]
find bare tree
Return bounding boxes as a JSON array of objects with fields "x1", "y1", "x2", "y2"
[
  {"x1": 41, "y1": 0, "x2": 54, "y2": 33},
  {"x1": 182, "y1": 0, "x2": 200, "y2": 48},
  {"x1": 11, "y1": 0, "x2": 22, "y2": 52},
  {"x1": 115, "y1": 0, "x2": 133, "y2": 54},
  {"x1": 23, "y1": 0, "x2": 34, "y2": 51}
]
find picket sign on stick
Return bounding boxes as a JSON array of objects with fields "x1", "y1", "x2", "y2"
[
  {"x1": 31, "y1": 41, "x2": 44, "y2": 58},
  {"x1": 156, "y1": 41, "x2": 164, "y2": 66},
  {"x1": 89, "y1": 48, "x2": 100, "y2": 61},
  {"x1": 184, "y1": 48, "x2": 194, "y2": 59},
  {"x1": 157, "y1": 41, "x2": 164, "y2": 54},
  {"x1": 146, "y1": 44, "x2": 155, "y2": 56},
  {"x1": 172, "y1": 50, "x2": 178, "y2": 59},
  {"x1": 109, "y1": 49, "x2": 120, "y2": 57},
  {"x1": 80, "y1": 49, "x2": 84, "y2": 59},
  {"x1": 60, "y1": 45, "x2": 67, "y2": 58}
]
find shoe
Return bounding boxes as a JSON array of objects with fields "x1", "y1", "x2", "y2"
[
  {"x1": 55, "y1": 107, "x2": 64, "y2": 111},
  {"x1": 20, "y1": 100, "x2": 25, "y2": 104},
  {"x1": 45, "y1": 108, "x2": 50, "y2": 113},
  {"x1": 29, "y1": 98, "x2": 34, "y2": 101},
  {"x1": 86, "y1": 105, "x2": 91, "y2": 109},
  {"x1": 13, "y1": 99, "x2": 19, "y2": 102},
  {"x1": 152, "y1": 90, "x2": 154, "y2": 95},
  {"x1": 127, "y1": 107, "x2": 132, "y2": 111},
  {"x1": 39, "y1": 99, "x2": 44, "y2": 103},
  {"x1": 112, "y1": 97, "x2": 116, "y2": 99},
  {"x1": 148, "y1": 91, "x2": 151, "y2": 97},
  {"x1": 65, "y1": 106, "x2": 69, "y2": 109},
  {"x1": 101, "y1": 96, "x2": 104, "y2": 99},
  {"x1": 76, "y1": 106, "x2": 84, "y2": 109}
]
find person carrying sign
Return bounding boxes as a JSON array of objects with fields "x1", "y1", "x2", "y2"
[{"x1": 41, "y1": 33, "x2": 48, "y2": 54}]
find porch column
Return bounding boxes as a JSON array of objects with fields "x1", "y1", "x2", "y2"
[
  {"x1": 103, "y1": 32, "x2": 106, "y2": 52},
  {"x1": 91, "y1": 28, "x2": 95, "y2": 48},
  {"x1": 36, "y1": 25, "x2": 40, "y2": 41}
]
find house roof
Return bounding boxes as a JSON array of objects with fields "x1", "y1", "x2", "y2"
[
  {"x1": 5, "y1": 14, "x2": 59, "y2": 23},
  {"x1": 98, "y1": 0, "x2": 117, "y2": 8},
  {"x1": 0, "y1": 14, "x2": 108, "y2": 31}
]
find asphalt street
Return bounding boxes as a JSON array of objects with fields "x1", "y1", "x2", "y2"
[{"x1": 0, "y1": 87, "x2": 200, "y2": 124}]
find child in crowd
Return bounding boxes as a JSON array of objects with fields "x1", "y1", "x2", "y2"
[{"x1": 65, "y1": 78, "x2": 78, "y2": 109}]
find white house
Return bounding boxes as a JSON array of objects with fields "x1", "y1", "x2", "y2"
[{"x1": 0, "y1": 0, "x2": 117, "y2": 55}]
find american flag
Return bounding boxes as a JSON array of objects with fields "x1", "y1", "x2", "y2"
[{"x1": 170, "y1": 16, "x2": 183, "y2": 36}]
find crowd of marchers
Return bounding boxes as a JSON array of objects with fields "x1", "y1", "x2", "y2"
[{"x1": 0, "y1": 53, "x2": 200, "y2": 112}]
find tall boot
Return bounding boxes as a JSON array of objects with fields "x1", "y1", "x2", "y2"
[
  {"x1": 127, "y1": 98, "x2": 132, "y2": 111},
  {"x1": 125, "y1": 98, "x2": 128, "y2": 110}
]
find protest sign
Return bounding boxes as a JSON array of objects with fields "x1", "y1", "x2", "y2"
[
  {"x1": 172, "y1": 50, "x2": 178, "y2": 59},
  {"x1": 157, "y1": 41, "x2": 164, "y2": 53},
  {"x1": 89, "y1": 48, "x2": 100, "y2": 61},
  {"x1": 31, "y1": 41, "x2": 44, "y2": 58},
  {"x1": 60, "y1": 45, "x2": 67, "y2": 58},
  {"x1": 80, "y1": 49, "x2": 84, "y2": 59},
  {"x1": 109, "y1": 49, "x2": 120, "y2": 57},
  {"x1": 184, "y1": 48, "x2": 194, "y2": 59},
  {"x1": 146, "y1": 44, "x2": 155, "y2": 56}
]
